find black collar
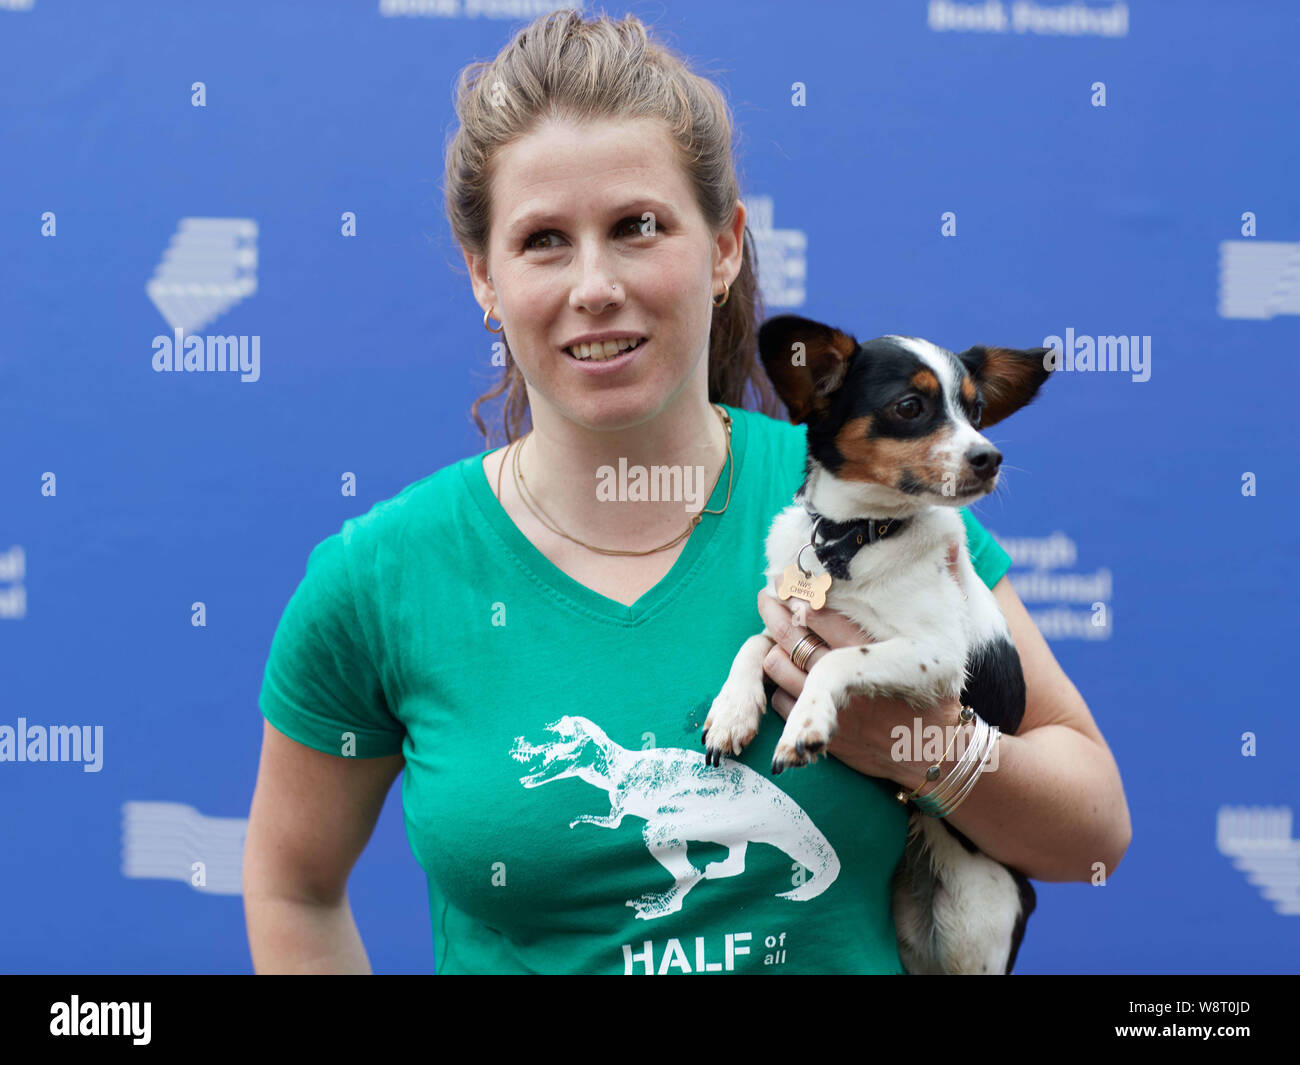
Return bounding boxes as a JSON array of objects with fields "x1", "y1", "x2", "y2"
[{"x1": 803, "y1": 504, "x2": 911, "y2": 580}]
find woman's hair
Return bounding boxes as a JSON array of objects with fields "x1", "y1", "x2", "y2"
[{"x1": 443, "y1": 8, "x2": 782, "y2": 447}]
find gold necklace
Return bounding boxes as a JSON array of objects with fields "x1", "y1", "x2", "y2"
[{"x1": 495, "y1": 403, "x2": 733, "y2": 557}]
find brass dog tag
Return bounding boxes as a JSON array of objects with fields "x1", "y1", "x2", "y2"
[{"x1": 777, "y1": 565, "x2": 832, "y2": 610}]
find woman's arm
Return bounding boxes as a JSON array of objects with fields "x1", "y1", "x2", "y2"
[
  {"x1": 243, "y1": 719, "x2": 405, "y2": 972},
  {"x1": 758, "y1": 569, "x2": 1131, "y2": 883}
]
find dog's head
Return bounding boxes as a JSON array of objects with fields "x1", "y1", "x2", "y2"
[{"x1": 758, "y1": 314, "x2": 1053, "y2": 508}]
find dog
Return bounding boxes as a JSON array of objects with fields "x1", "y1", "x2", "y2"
[{"x1": 702, "y1": 313, "x2": 1052, "y2": 974}]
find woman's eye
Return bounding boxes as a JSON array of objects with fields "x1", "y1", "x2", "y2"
[
  {"x1": 524, "y1": 216, "x2": 660, "y2": 250},
  {"x1": 618, "y1": 214, "x2": 659, "y2": 237},
  {"x1": 895, "y1": 397, "x2": 923, "y2": 419}
]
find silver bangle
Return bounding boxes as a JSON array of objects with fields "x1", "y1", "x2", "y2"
[
  {"x1": 914, "y1": 713, "x2": 987, "y2": 816},
  {"x1": 935, "y1": 726, "x2": 1000, "y2": 818}
]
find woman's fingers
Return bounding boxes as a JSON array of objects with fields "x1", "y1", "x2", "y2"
[
  {"x1": 757, "y1": 589, "x2": 874, "y2": 654},
  {"x1": 756, "y1": 589, "x2": 879, "y2": 710},
  {"x1": 762, "y1": 640, "x2": 806, "y2": 700},
  {"x1": 771, "y1": 688, "x2": 794, "y2": 720},
  {"x1": 759, "y1": 547, "x2": 965, "y2": 727}
]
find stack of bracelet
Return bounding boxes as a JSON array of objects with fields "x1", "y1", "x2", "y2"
[{"x1": 895, "y1": 705, "x2": 1001, "y2": 818}]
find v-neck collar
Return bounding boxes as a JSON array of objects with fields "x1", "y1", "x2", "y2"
[{"x1": 461, "y1": 403, "x2": 749, "y2": 626}]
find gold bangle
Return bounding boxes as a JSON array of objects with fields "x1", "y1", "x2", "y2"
[{"x1": 896, "y1": 705, "x2": 975, "y2": 805}]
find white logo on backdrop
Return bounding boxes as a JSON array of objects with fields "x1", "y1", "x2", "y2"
[
  {"x1": 0, "y1": 545, "x2": 24, "y2": 620},
  {"x1": 1218, "y1": 241, "x2": 1300, "y2": 320},
  {"x1": 121, "y1": 802, "x2": 247, "y2": 895},
  {"x1": 747, "y1": 195, "x2": 807, "y2": 309},
  {"x1": 146, "y1": 218, "x2": 258, "y2": 334},
  {"x1": 378, "y1": 0, "x2": 580, "y2": 18},
  {"x1": 1217, "y1": 806, "x2": 1300, "y2": 916},
  {"x1": 927, "y1": 0, "x2": 1128, "y2": 36},
  {"x1": 988, "y1": 530, "x2": 1112, "y2": 641}
]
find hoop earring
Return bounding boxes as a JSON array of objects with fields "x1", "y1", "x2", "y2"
[
  {"x1": 712, "y1": 281, "x2": 730, "y2": 308},
  {"x1": 484, "y1": 304, "x2": 505, "y2": 333}
]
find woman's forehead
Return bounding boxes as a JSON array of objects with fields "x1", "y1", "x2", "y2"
[
  {"x1": 493, "y1": 119, "x2": 693, "y2": 230},
  {"x1": 496, "y1": 116, "x2": 676, "y2": 181}
]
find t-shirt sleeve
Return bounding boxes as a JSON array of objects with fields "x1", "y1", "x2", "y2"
[
  {"x1": 958, "y1": 508, "x2": 1013, "y2": 590},
  {"x1": 258, "y1": 530, "x2": 406, "y2": 759}
]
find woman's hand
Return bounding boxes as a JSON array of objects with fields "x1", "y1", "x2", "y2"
[{"x1": 758, "y1": 541, "x2": 966, "y2": 786}]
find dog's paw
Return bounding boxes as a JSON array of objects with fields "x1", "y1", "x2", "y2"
[
  {"x1": 771, "y1": 688, "x2": 837, "y2": 774},
  {"x1": 702, "y1": 683, "x2": 766, "y2": 767}
]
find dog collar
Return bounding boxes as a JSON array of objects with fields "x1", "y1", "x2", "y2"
[{"x1": 802, "y1": 504, "x2": 910, "y2": 580}]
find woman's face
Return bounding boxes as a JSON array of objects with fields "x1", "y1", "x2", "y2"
[{"x1": 469, "y1": 116, "x2": 744, "y2": 431}]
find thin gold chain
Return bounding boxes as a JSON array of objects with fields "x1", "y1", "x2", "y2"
[{"x1": 494, "y1": 403, "x2": 733, "y2": 557}]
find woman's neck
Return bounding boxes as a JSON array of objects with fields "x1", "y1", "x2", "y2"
[{"x1": 512, "y1": 395, "x2": 728, "y2": 549}]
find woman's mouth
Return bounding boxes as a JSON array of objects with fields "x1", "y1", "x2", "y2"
[{"x1": 563, "y1": 336, "x2": 648, "y2": 362}]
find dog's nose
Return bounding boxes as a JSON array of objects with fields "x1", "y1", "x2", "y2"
[{"x1": 965, "y1": 445, "x2": 1002, "y2": 476}]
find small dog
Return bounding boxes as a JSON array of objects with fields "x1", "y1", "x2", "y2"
[{"x1": 703, "y1": 313, "x2": 1052, "y2": 974}]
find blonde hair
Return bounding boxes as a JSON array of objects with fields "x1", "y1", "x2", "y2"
[{"x1": 442, "y1": 8, "x2": 781, "y2": 446}]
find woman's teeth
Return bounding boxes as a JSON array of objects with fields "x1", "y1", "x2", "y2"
[{"x1": 565, "y1": 337, "x2": 645, "y2": 361}]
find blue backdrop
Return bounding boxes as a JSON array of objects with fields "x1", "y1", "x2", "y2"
[{"x1": 2, "y1": 0, "x2": 1298, "y2": 974}]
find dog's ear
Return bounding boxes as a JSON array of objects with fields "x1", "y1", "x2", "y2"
[
  {"x1": 758, "y1": 315, "x2": 859, "y2": 425},
  {"x1": 955, "y1": 344, "x2": 1054, "y2": 429}
]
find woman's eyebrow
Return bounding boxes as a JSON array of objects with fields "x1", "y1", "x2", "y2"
[{"x1": 506, "y1": 198, "x2": 675, "y2": 235}]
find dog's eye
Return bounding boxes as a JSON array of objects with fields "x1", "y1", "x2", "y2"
[
  {"x1": 972, "y1": 401, "x2": 984, "y2": 427},
  {"x1": 894, "y1": 396, "x2": 923, "y2": 419}
]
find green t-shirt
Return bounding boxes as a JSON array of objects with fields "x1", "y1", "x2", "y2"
[{"x1": 258, "y1": 403, "x2": 1013, "y2": 974}]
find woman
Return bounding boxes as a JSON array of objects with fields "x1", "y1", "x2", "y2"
[{"x1": 243, "y1": 10, "x2": 1129, "y2": 974}]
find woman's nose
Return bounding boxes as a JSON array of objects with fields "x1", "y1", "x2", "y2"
[{"x1": 570, "y1": 254, "x2": 623, "y2": 311}]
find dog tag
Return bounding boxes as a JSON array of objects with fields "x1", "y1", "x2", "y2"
[{"x1": 777, "y1": 565, "x2": 832, "y2": 610}]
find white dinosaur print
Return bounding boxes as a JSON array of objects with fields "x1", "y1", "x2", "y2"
[{"x1": 509, "y1": 715, "x2": 841, "y2": 920}]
